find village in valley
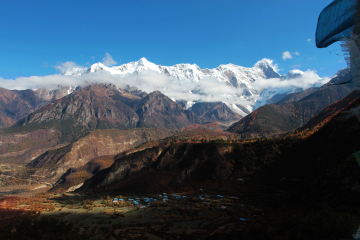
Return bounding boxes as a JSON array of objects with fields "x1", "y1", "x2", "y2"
[{"x1": 0, "y1": 188, "x2": 256, "y2": 239}]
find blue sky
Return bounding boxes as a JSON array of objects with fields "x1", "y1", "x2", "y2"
[{"x1": 0, "y1": 0, "x2": 345, "y2": 80}]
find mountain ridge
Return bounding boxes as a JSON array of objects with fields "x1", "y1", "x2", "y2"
[
  {"x1": 55, "y1": 57, "x2": 325, "y2": 114},
  {"x1": 7, "y1": 84, "x2": 204, "y2": 142},
  {"x1": 227, "y1": 69, "x2": 354, "y2": 138}
]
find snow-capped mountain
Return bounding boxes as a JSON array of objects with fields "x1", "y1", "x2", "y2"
[
  {"x1": 46, "y1": 57, "x2": 325, "y2": 116},
  {"x1": 63, "y1": 57, "x2": 278, "y2": 88}
]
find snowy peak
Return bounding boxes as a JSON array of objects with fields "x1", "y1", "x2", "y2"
[
  {"x1": 61, "y1": 58, "x2": 282, "y2": 87},
  {"x1": 287, "y1": 69, "x2": 305, "y2": 79},
  {"x1": 88, "y1": 62, "x2": 108, "y2": 73},
  {"x1": 62, "y1": 67, "x2": 87, "y2": 76},
  {"x1": 138, "y1": 57, "x2": 148, "y2": 64},
  {"x1": 161, "y1": 63, "x2": 204, "y2": 82},
  {"x1": 112, "y1": 57, "x2": 161, "y2": 75},
  {"x1": 137, "y1": 57, "x2": 151, "y2": 66},
  {"x1": 254, "y1": 58, "x2": 281, "y2": 79},
  {"x1": 254, "y1": 58, "x2": 274, "y2": 69}
]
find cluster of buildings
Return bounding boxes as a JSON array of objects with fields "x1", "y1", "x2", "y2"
[
  {"x1": 112, "y1": 193, "x2": 169, "y2": 206},
  {"x1": 111, "y1": 192, "x2": 233, "y2": 207}
]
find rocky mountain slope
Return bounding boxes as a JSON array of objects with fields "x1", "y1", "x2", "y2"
[
  {"x1": 7, "y1": 84, "x2": 202, "y2": 143},
  {"x1": 54, "y1": 155, "x2": 116, "y2": 192},
  {"x1": 300, "y1": 90, "x2": 360, "y2": 130},
  {"x1": 135, "y1": 91, "x2": 202, "y2": 129},
  {"x1": 0, "y1": 128, "x2": 63, "y2": 164},
  {"x1": 32, "y1": 85, "x2": 80, "y2": 103},
  {"x1": 227, "y1": 69, "x2": 354, "y2": 138},
  {"x1": 276, "y1": 68, "x2": 351, "y2": 105},
  {"x1": 189, "y1": 102, "x2": 242, "y2": 123},
  {"x1": 0, "y1": 85, "x2": 86, "y2": 130},
  {"x1": 0, "y1": 88, "x2": 51, "y2": 129},
  {"x1": 7, "y1": 84, "x2": 139, "y2": 142},
  {"x1": 275, "y1": 87, "x2": 319, "y2": 105},
  {"x1": 27, "y1": 128, "x2": 175, "y2": 183},
  {"x1": 0, "y1": 82, "x2": 241, "y2": 131},
  {"x1": 25, "y1": 126, "x2": 237, "y2": 189},
  {"x1": 77, "y1": 126, "x2": 300, "y2": 194}
]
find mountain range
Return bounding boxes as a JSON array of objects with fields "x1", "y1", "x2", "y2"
[
  {"x1": 7, "y1": 84, "x2": 204, "y2": 143},
  {"x1": 44, "y1": 57, "x2": 327, "y2": 115},
  {"x1": 0, "y1": 57, "x2": 335, "y2": 133},
  {"x1": 0, "y1": 83, "x2": 239, "y2": 166}
]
